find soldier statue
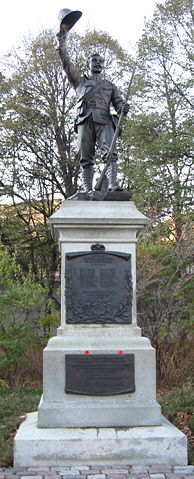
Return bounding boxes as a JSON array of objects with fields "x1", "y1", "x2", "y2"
[{"x1": 57, "y1": 9, "x2": 130, "y2": 199}]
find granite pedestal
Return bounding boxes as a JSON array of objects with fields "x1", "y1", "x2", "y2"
[
  {"x1": 14, "y1": 201, "x2": 188, "y2": 466},
  {"x1": 14, "y1": 412, "x2": 187, "y2": 467}
]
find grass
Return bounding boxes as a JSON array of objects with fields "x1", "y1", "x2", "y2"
[
  {"x1": 158, "y1": 381, "x2": 194, "y2": 465},
  {"x1": 0, "y1": 388, "x2": 41, "y2": 467},
  {"x1": 0, "y1": 382, "x2": 193, "y2": 467}
]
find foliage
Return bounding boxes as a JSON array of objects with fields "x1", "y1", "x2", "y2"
[
  {"x1": 0, "y1": 202, "x2": 60, "y2": 292},
  {"x1": 0, "y1": 10, "x2": 193, "y2": 393},
  {"x1": 0, "y1": 322, "x2": 43, "y2": 388},
  {"x1": 0, "y1": 248, "x2": 46, "y2": 387},
  {"x1": 80, "y1": 29, "x2": 133, "y2": 85},
  {"x1": 136, "y1": 224, "x2": 194, "y2": 385},
  {"x1": 0, "y1": 247, "x2": 46, "y2": 323},
  {"x1": 158, "y1": 381, "x2": 194, "y2": 464},
  {"x1": 158, "y1": 382, "x2": 194, "y2": 418},
  {"x1": 119, "y1": 0, "x2": 194, "y2": 241},
  {"x1": 0, "y1": 388, "x2": 41, "y2": 466},
  {"x1": 39, "y1": 297, "x2": 61, "y2": 339},
  {"x1": 0, "y1": 28, "x2": 131, "y2": 301}
]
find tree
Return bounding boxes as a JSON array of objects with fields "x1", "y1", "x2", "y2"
[
  {"x1": 0, "y1": 28, "x2": 132, "y2": 203},
  {"x1": 119, "y1": 0, "x2": 193, "y2": 242},
  {"x1": 0, "y1": 30, "x2": 80, "y2": 202},
  {"x1": 136, "y1": 227, "x2": 194, "y2": 385},
  {"x1": 0, "y1": 28, "x2": 131, "y2": 299},
  {"x1": 116, "y1": 0, "x2": 194, "y2": 384},
  {"x1": 0, "y1": 247, "x2": 46, "y2": 387}
]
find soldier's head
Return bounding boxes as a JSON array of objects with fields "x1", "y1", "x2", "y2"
[{"x1": 87, "y1": 53, "x2": 104, "y2": 74}]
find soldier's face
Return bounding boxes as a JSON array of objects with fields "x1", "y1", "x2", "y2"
[{"x1": 89, "y1": 55, "x2": 104, "y2": 74}]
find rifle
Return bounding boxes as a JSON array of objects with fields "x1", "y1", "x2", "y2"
[{"x1": 95, "y1": 67, "x2": 136, "y2": 192}]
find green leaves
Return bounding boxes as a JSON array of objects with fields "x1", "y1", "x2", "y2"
[
  {"x1": 119, "y1": 0, "x2": 193, "y2": 241},
  {"x1": 0, "y1": 248, "x2": 46, "y2": 323}
]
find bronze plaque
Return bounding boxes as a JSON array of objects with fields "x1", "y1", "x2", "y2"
[
  {"x1": 65, "y1": 354, "x2": 135, "y2": 395},
  {"x1": 65, "y1": 247, "x2": 132, "y2": 324}
]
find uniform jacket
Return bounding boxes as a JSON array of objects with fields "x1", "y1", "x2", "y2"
[{"x1": 75, "y1": 75, "x2": 124, "y2": 125}]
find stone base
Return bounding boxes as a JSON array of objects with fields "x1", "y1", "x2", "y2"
[
  {"x1": 38, "y1": 395, "x2": 161, "y2": 428},
  {"x1": 14, "y1": 412, "x2": 188, "y2": 468},
  {"x1": 38, "y1": 334, "x2": 161, "y2": 428}
]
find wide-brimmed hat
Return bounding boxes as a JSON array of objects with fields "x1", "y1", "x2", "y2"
[{"x1": 58, "y1": 8, "x2": 82, "y2": 31}]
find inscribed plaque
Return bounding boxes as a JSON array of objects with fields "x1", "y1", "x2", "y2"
[
  {"x1": 65, "y1": 249, "x2": 132, "y2": 324},
  {"x1": 65, "y1": 354, "x2": 135, "y2": 395}
]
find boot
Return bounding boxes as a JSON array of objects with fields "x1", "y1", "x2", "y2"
[
  {"x1": 82, "y1": 165, "x2": 94, "y2": 193},
  {"x1": 106, "y1": 161, "x2": 122, "y2": 191}
]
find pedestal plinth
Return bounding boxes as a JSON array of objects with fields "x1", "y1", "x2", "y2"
[
  {"x1": 38, "y1": 201, "x2": 160, "y2": 428},
  {"x1": 14, "y1": 201, "x2": 188, "y2": 466}
]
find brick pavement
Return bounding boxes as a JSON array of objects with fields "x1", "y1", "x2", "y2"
[{"x1": 0, "y1": 465, "x2": 194, "y2": 479}]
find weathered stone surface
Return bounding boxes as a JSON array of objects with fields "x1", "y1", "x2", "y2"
[{"x1": 14, "y1": 413, "x2": 187, "y2": 468}]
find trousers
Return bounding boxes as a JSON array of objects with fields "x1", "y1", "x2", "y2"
[{"x1": 77, "y1": 115, "x2": 117, "y2": 168}]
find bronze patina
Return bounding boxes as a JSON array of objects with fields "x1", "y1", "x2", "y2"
[{"x1": 57, "y1": 9, "x2": 131, "y2": 200}]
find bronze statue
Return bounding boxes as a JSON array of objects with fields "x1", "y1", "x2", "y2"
[{"x1": 57, "y1": 8, "x2": 131, "y2": 200}]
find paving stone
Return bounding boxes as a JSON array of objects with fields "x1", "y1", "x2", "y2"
[
  {"x1": 14, "y1": 471, "x2": 31, "y2": 476},
  {"x1": 174, "y1": 474, "x2": 191, "y2": 477},
  {"x1": 149, "y1": 467, "x2": 173, "y2": 473},
  {"x1": 105, "y1": 476, "x2": 128, "y2": 479},
  {"x1": 65, "y1": 469, "x2": 83, "y2": 477},
  {"x1": 83, "y1": 474, "x2": 102, "y2": 475},
  {"x1": 102, "y1": 475, "x2": 127, "y2": 479},
  {"x1": 20, "y1": 474, "x2": 38, "y2": 477},
  {"x1": 60, "y1": 476, "x2": 84, "y2": 479},
  {"x1": 20, "y1": 475, "x2": 38, "y2": 477},
  {"x1": 150, "y1": 475, "x2": 165, "y2": 479},
  {"x1": 63, "y1": 473, "x2": 82, "y2": 477},
  {"x1": 126, "y1": 476, "x2": 149, "y2": 479},
  {"x1": 52, "y1": 472, "x2": 71, "y2": 476},
  {"x1": 71, "y1": 468, "x2": 90, "y2": 472},
  {"x1": 27, "y1": 469, "x2": 50, "y2": 473},
  {"x1": 60, "y1": 476, "x2": 85, "y2": 479},
  {"x1": 131, "y1": 466, "x2": 149, "y2": 473},
  {"x1": 183, "y1": 476, "x2": 194, "y2": 479},
  {"x1": 101, "y1": 469, "x2": 129, "y2": 474},
  {"x1": 109, "y1": 464, "x2": 131, "y2": 473},
  {"x1": 127, "y1": 475, "x2": 150, "y2": 478},
  {"x1": 21, "y1": 476, "x2": 43, "y2": 479},
  {"x1": 84, "y1": 473, "x2": 101, "y2": 477},
  {"x1": 164, "y1": 474, "x2": 184, "y2": 479},
  {"x1": 87, "y1": 475, "x2": 106, "y2": 479},
  {"x1": 44, "y1": 475, "x2": 59, "y2": 479},
  {"x1": 62, "y1": 474, "x2": 85, "y2": 478},
  {"x1": 174, "y1": 469, "x2": 194, "y2": 474},
  {"x1": 50, "y1": 469, "x2": 71, "y2": 473}
]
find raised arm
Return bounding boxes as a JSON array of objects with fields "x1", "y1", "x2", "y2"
[{"x1": 57, "y1": 31, "x2": 80, "y2": 89}]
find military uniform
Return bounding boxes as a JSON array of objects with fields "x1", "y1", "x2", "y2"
[
  {"x1": 75, "y1": 76, "x2": 124, "y2": 168},
  {"x1": 58, "y1": 32, "x2": 128, "y2": 192}
]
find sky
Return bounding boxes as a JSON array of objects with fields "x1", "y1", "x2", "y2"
[{"x1": 0, "y1": 0, "x2": 157, "y2": 56}]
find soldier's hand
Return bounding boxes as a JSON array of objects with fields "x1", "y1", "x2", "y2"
[{"x1": 122, "y1": 102, "x2": 130, "y2": 116}]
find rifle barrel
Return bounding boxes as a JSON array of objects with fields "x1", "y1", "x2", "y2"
[{"x1": 95, "y1": 67, "x2": 136, "y2": 191}]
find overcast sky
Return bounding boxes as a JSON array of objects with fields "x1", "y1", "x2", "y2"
[{"x1": 0, "y1": 0, "x2": 157, "y2": 56}]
